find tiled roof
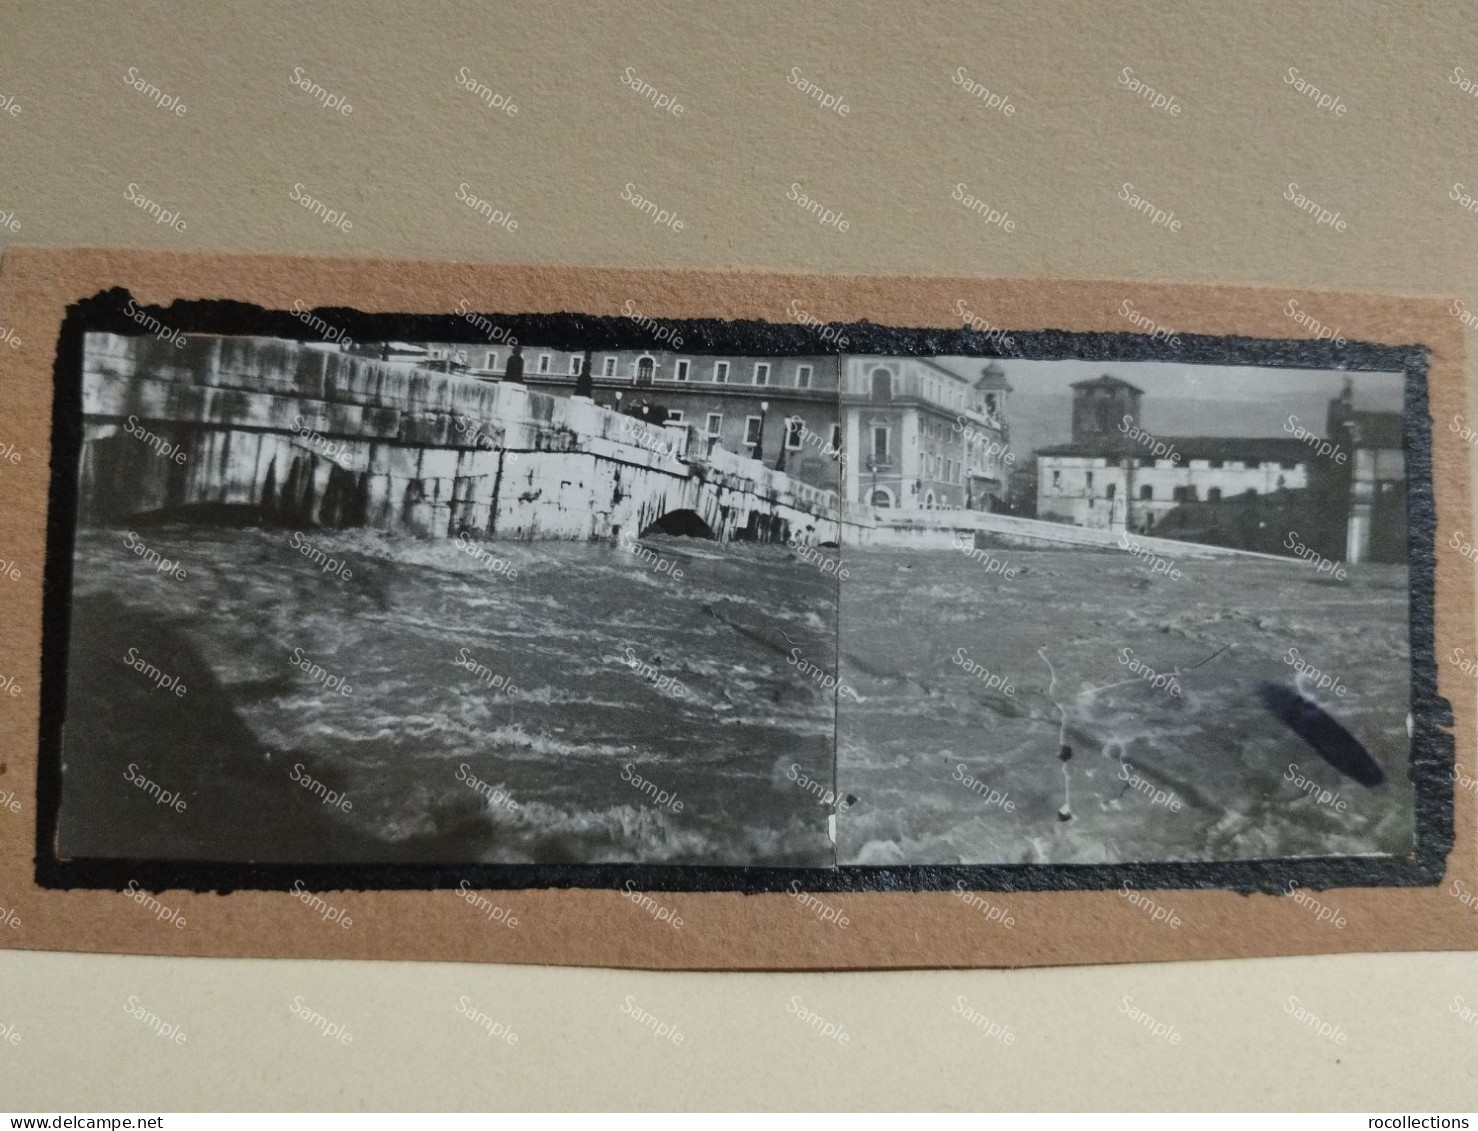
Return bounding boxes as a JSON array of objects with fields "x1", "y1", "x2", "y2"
[
  {"x1": 1070, "y1": 374, "x2": 1145, "y2": 394},
  {"x1": 1036, "y1": 436, "x2": 1316, "y2": 462}
]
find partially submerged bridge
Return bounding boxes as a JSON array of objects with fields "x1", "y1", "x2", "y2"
[
  {"x1": 78, "y1": 333, "x2": 1309, "y2": 565},
  {"x1": 78, "y1": 334, "x2": 844, "y2": 546},
  {"x1": 849, "y1": 507, "x2": 1306, "y2": 561}
]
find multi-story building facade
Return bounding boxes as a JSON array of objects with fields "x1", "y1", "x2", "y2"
[
  {"x1": 364, "y1": 342, "x2": 1013, "y2": 510},
  {"x1": 1035, "y1": 376, "x2": 1312, "y2": 533},
  {"x1": 840, "y1": 358, "x2": 1011, "y2": 511},
  {"x1": 356, "y1": 342, "x2": 840, "y2": 488}
]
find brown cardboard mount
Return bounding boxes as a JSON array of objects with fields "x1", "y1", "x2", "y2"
[{"x1": 0, "y1": 246, "x2": 1472, "y2": 970}]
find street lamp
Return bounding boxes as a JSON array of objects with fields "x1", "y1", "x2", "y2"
[
  {"x1": 753, "y1": 400, "x2": 769, "y2": 462},
  {"x1": 776, "y1": 414, "x2": 797, "y2": 473},
  {"x1": 614, "y1": 390, "x2": 623, "y2": 414}
]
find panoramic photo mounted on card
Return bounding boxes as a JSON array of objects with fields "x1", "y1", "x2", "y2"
[{"x1": 30, "y1": 280, "x2": 1449, "y2": 917}]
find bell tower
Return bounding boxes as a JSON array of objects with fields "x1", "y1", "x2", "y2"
[{"x1": 1070, "y1": 375, "x2": 1144, "y2": 446}]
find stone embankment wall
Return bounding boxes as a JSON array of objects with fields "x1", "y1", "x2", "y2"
[{"x1": 78, "y1": 334, "x2": 841, "y2": 545}]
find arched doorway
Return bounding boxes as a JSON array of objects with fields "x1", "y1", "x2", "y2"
[
  {"x1": 636, "y1": 356, "x2": 655, "y2": 385},
  {"x1": 869, "y1": 487, "x2": 894, "y2": 508}
]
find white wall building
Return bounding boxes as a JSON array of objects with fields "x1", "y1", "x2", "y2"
[
  {"x1": 1037, "y1": 444, "x2": 1311, "y2": 532},
  {"x1": 1035, "y1": 375, "x2": 1311, "y2": 533}
]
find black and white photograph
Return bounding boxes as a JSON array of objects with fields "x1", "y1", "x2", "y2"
[
  {"x1": 9, "y1": 0, "x2": 1478, "y2": 1117},
  {"x1": 835, "y1": 359, "x2": 1412, "y2": 866},
  {"x1": 59, "y1": 329, "x2": 845, "y2": 867},
  {"x1": 51, "y1": 316, "x2": 1417, "y2": 876}
]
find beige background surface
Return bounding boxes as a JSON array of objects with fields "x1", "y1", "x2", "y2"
[{"x1": 1, "y1": 0, "x2": 1476, "y2": 1111}]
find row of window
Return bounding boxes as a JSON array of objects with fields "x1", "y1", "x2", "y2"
[
  {"x1": 862, "y1": 367, "x2": 974, "y2": 414},
  {"x1": 426, "y1": 350, "x2": 1000, "y2": 419},
  {"x1": 670, "y1": 418, "x2": 959, "y2": 475},
  {"x1": 468, "y1": 349, "x2": 818, "y2": 388},
  {"x1": 672, "y1": 412, "x2": 843, "y2": 453},
  {"x1": 925, "y1": 453, "x2": 965, "y2": 485},
  {"x1": 1048, "y1": 469, "x2": 1284, "y2": 502},
  {"x1": 866, "y1": 431, "x2": 975, "y2": 482},
  {"x1": 1102, "y1": 456, "x2": 1303, "y2": 471}
]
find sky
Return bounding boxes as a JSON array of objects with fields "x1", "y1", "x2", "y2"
[{"x1": 933, "y1": 357, "x2": 1408, "y2": 458}]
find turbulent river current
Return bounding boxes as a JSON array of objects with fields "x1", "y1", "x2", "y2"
[{"x1": 57, "y1": 525, "x2": 1414, "y2": 868}]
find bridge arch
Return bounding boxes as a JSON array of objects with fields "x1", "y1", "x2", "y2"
[
  {"x1": 80, "y1": 334, "x2": 846, "y2": 546},
  {"x1": 640, "y1": 508, "x2": 716, "y2": 539}
]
